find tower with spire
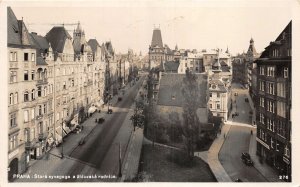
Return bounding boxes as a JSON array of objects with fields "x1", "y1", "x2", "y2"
[
  {"x1": 148, "y1": 25, "x2": 165, "y2": 70},
  {"x1": 73, "y1": 21, "x2": 87, "y2": 55},
  {"x1": 208, "y1": 48, "x2": 229, "y2": 121},
  {"x1": 247, "y1": 37, "x2": 258, "y2": 58}
]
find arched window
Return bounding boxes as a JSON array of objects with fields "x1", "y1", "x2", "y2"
[
  {"x1": 44, "y1": 69, "x2": 47, "y2": 79},
  {"x1": 38, "y1": 105, "x2": 42, "y2": 116},
  {"x1": 24, "y1": 91, "x2": 29, "y2": 102},
  {"x1": 37, "y1": 87, "x2": 42, "y2": 97},
  {"x1": 9, "y1": 93, "x2": 13, "y2": 105},
  {"x1": 14, "y1": 92, "x2": 18, "y2": 104},
  {"x1": 31, "y1": 89, "x2": 35, "y2": 100}
]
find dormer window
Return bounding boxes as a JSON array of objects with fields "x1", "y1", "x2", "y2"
[{"x1": 12, "y1": 25, "x2": 18, "y2": 33}]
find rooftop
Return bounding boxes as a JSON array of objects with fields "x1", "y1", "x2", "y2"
[
  {"x1": 157, "y1": 73, "x2": 208, "y2": 108},
  {"x1": 45, "y1": 26, "x2": 72, "y2": 53},
  {"x1": 164, "y1": 61, "x2": 179, "y2": 72},
  {"x1": 151, "y1": 28, "x2": 163, "y2": 48}
]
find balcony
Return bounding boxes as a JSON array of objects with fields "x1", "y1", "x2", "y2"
[
  {"x1": 84, "y1": 80, "x2": 93, "y2": 87},
  {"x1": 37, "y1": 78, "x2": 48, "y2": 85},
  {"x1": 9, "y1": 62, "x2": 18, "y2": 69},
  {"x1": 25, "y1": 140, "x2": 36, "y2": 149}
]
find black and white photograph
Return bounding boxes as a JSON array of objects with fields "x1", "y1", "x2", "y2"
[{"x1": 1, "y1": 0, "x2": 299, "y2": 185}]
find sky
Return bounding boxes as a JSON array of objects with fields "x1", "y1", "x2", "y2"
[{"x1": 10, "y1": 0, "x2": 293, "y2": 56}]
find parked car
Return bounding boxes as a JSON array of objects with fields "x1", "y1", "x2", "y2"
[
  {"x1": 245, "y1": 98, "x2": 249, "y2": 102},
  {"x1": 234, "y1": 92, "x2": 238, "y2": 96},
  {"x1": 235, "y1": 178, "x2": 243, "y2": 182},
  {"x1": 241, "y1": 152, "x2": 254, "y2": 166}
]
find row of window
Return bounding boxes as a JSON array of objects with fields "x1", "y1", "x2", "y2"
[
  {"x1": 258, "y1": 128, "x2": 290, "y2": 158},
  {"x1": 9, "y1": 85, "x2": 54, "y2": 105},
  {"x1": 209, "y1": 92, "x2": 221, "y2": 97},
  {"x1": 10, "y1": 102, "x2": 53, "y2": 128},
  {"x1": 259, "y1": 66, "x2": 289, "y2": 78},
  {"x1": 259, "y1": 114, "x2": 287, "y2": 137},
  {"x1": 259, "y1": 98, "x2": 286, "y2": 117},
  {"x1": 259, "y1": 81, "x2": 286, "y2": 98},
  {"x1": 9, "y1": 52, "x2": 35, "y2": 62},
  {"x1": 151, "y1": 55, "x2": 163, "y2": 61},
  {"x1": 9, "y1": 70, "x2": 48, "y2": 83},
  {"x1": 209, "y1": 103, "x2": 221, "y2": 110}
]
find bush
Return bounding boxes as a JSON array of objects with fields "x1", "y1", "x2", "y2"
[{"x1": 167, "y1": 124, "x2": 183, "y2": 143}]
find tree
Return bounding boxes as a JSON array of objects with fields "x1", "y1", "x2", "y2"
[
  {"x1": 130, "y1": 100, "x2": 145, "y2": 131},
  {"x1": 181, "y1": 68, "x2": 201, "y2": 160},
  {"x1": 78, "y1": 106, "x2": 86, "y2": 123}
]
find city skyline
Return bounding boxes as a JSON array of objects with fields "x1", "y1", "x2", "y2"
[{"x1": 10, "y1": 0, "x2": 293, "y2": 55}]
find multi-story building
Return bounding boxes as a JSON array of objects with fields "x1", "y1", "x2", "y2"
[
  {"x1": 208, "y1": 50, "x2": 230, "y2": 121},
  {"x1": 8, "y1": 7, "x2": 38, "y2": 180},
  {"x1": 7, "y1": 8, "x2": 105, "y2": 180},
  {"x1": 255, "y1": 21, "x2": 291, "y2": 180},
  {"x1": 177, "y1": 52, "x2": 204, "y2": 74},
  {"x1": 232, "y1": 54, "x2": 248, "y2": 85},
  {"x1": 245, "y1": 38, "x2": 260, "y2": 101},
  {"x1": 148, "y1": 27, "x2": 165, "y2": 69}
]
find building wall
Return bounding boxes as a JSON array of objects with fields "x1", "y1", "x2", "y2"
[
  {"x1": 255, "y1": 22, "x2": 291, "y2": 178},
  {"x1": 8, "y1": 40, "x2": 106, "y2": 177},
  {"x1": 208, "y1": 90, "x2": 228, "y2": 121},
  {"x1": 8, "y1": 46, "x2": 37, "y2": 175}
]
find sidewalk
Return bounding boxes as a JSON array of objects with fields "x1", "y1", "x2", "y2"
[
  {"x1": 233, "y1": 84, "x2": 280, "y2": 182},
  {"x1": 120, "y1": 128, "x2": 144, "y2": 181},
  {"x1": 249, "y1": 128, "x2": 281, "y2": 182},
  {"x1": 194, "y1": 123, "x2": 232, "y2": 182},
  {"x1": 119, "y1": 78, "x2": 146, "y2": 181},
  {"x1": 16, "y1": 81, "x2": 135, "y2": 181}
]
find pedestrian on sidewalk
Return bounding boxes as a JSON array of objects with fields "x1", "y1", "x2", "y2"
[
  {"x1": 45, "y1": 151, "x2": 50, "y2": 160},
  {"x1": 251, "y1": 130, "x2": 253, "y2": 135}
]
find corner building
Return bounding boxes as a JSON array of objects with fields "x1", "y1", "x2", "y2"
[
  {"x1": 255, "y1": 21, "x2": 291, "y2": 181},
  {"x1": 7, "y1": 8, "x2": 105, "y2": 180}
]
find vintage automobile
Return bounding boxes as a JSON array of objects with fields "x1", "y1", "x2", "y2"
[{"x1": 241, "y1": 152, "x2": 254, "y2": 166}]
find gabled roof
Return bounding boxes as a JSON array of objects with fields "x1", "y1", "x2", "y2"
[
  {"x1": 45, "y1": 26, "x2": 72, "y2": 53},
  {"x1": 164, "y1": 61, "x2": 179, "y2": 72},
  {"x1": 87, "y1": 39, "x2": 100, "y2": 53},
  {"x1": 209, "y1": 79, "x2": 227, "y2": 92},
  {"x1": 164, "y1": 44, "x2": 173, "y2": 55},
  {"x1": 260, "y1": 21, "x2": 292, "y2": 59},
  {"x1": 36, "y1": 56, "x2": 47, "y2": 66},
  {"x1": 157, "y1": 73, "x2": 207, "y2": 107},
  {"x1": 7, "y1": 7, "x2": 35, "y2": 47},
  {"x1": 30, "y1": 32, "x2": 49, "y2": 51}
]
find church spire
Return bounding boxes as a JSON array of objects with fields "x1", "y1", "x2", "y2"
[{"x1": 225, "y1": 46, "x2": 229, "y2": 53}]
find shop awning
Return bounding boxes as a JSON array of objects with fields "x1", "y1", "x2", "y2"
[
  {"x1": 63, "y1": 122, "x2": 71, "y2": 134},
  {"x1": 88, "y1": 106, "x2": 97, "y2": 114},
  {"x1": 55, "y1": 126, "x2": 63, "y2": 143}
]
